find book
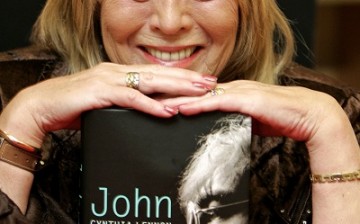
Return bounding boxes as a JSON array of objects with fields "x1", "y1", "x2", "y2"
[{"x1": 80, "y1": 108, "x2": 251, "y2": 224}]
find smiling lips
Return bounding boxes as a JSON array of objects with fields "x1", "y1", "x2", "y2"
[{"x1": 144, "y1": 47, "x2": 197, "y2": 62}]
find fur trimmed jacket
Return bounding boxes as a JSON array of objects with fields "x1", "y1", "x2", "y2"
[{"x1": 0, "y1": 46, "x2": 360, "y2": 224}]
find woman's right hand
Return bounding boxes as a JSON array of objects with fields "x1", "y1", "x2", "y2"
[
  {"x1": 0, "y1": 62, "x2": 217, "y2": 148},
  {"x1": 0, "y1": 62, "x2": 216, "y2": 213}
]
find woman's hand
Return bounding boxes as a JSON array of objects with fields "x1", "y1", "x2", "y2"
[
  {"x1": 162, "y1": 79, "x2": 360, "y2": 223},
  {"x1": 0, "y1": 62, "x2": 216, "y2": 213},
  {"x1": 0, "y1": 63, "x2": 217, "y2": 147},
  {"x1": 163, "y1": 79, "x2": 360, "y2": 172},
  {"x1": 163, "y1": 80, "x2": 329, "y2": 139},
  {"x1": 162, "y1": 80, "x2": 358, "y2": 157}
]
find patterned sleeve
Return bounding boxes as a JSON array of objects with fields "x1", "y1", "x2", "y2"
[
  {"x1": 0, "y1": 189, "x2": 30, "y2": 224},
  {"x1": 343, "y1": 91, "x2": 360, "y2": 145}
]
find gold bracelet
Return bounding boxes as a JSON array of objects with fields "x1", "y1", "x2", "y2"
[
  {"x1": 0, "y1": 129, "x2": 44, "y2": 172},
  {"x1": 310, "y1": 169, "x2": 360, "y2": 183}
]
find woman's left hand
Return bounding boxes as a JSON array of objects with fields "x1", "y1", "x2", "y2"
[
  {"x1": 161, "y1": 79, "x2": 360, "y2": 224},
  {"x1": 161, "y1": 80, "x2": 335, "y2": 140},
  {"x1": 161, "y1": 80, "x2": 360, "y2": 172}
]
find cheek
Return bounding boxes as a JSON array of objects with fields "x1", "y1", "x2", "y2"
[
  {"x1": 100, "y1": 1, "x2": 147, "y2": 44},
  {"x1": 101, "y1": 14, "x2": 132, "y2": 44},
  {"x1": 196, "y1": 2, "x2": 238, "y2": 43},
  {"x1": 212, "y1": 12, "x2": 238, "y2": 45}
]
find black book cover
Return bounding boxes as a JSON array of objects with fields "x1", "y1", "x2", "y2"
[{"x1": 80, "y1": 108, "x2": 251, "y2": 224}]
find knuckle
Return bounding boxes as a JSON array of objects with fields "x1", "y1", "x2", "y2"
[
  {"x1": 90, "y1": 63, "x2": 108, "y2": 76},
  {"x1": 142, "y1": 72, "x2": 155, "y2": 82},
  {"x1": 94, "y1": 62, "x2": 108, "y2": 70},
  {"x1": 137, "y1": 72, "x2": 155, "y2": 93},
  {"x1": 150, "y1": 64, "x2": 165, "y2": 71},
  {"x1": 125, "y1": 88, "x2": 141, "y2": 104}
]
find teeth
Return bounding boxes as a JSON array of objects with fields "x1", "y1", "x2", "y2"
[{"x1": 146, "y1": 47, "x2": 196, "y2": 61}]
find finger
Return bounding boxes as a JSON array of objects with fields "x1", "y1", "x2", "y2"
[
  {"x1": 158, "y1": 86, "x2": 227, "y2": 107},
  {"x1": 101, "y1": 63, "x2": 218, "y2": 95},
  {"x1": 177, "y1": 81, "x2": 292, "y2": 116},
  {"x1": 178, "y1": 94, "x2": 235, "y2": 115},
  {"x1": 29, "y1": 74, "x2": 179, "y2": 133},
  {"x1": 158, "y1": 95, "x2": 205, "y2": 108},
  {"x1": 125, "y1": 71, "x2": 216, "y2": 96},
  {"x1": 102, "y1": 86, "x2": 179, "y2": 118},
  {"x1": 178, "y1": 86, "x2": 321, "y2": 142},
  {"x1": 119, "y1": 64, "x2": 217, "y2": 81},
  {"x1": 178, "y1": 94, "x2": 297, "y2": 139}
]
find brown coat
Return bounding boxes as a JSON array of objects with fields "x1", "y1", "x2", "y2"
[{"x1": 1, "y1": 46, "x2": 359, "y2": 224}]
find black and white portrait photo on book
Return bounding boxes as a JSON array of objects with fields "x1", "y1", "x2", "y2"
[{"x1": 80, "y1": 109, "x2": 251, "y2": 224}]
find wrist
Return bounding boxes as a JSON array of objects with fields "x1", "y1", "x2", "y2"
[
  {"x1": 0, "y1": 95, "x2": 45, "y2": 148},
  {"x1": 306, "y1": 105, "x2": 360, "y2": 174},
  {"x1": 0, "y1": 129, "x2": 45, "y2": 172}
]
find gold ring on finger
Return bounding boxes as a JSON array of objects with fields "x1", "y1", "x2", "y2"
[
  {"x1": 125, "y1": 72, "x2": 140, "y2": 90},
  {"x1": 209, "y1": 87, "x2": 225, "y2": 96}
]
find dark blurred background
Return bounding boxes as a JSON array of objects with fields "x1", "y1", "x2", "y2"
[{"x1": 0, "y1": 0, "x2": 46, "y2": 51}]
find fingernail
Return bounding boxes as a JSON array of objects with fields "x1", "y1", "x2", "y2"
[
  {"x1": 193, "y1": 82, "x2": 208, "y2": 90},
  {"x1": 164, "y1": 106, "x2": 179, "y2": 115},
  {"x1": 203, "y1": 74, "x2": 218, "y2": 82}
]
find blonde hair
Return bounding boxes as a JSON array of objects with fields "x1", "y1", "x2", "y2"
[
  {"x1": 31, "y1": 0, "x2": 294, "y2": 84},
  {"x1": 220, "y1": 0, "x2": 295, "y2": 84},
  {"x1": 31, "y1": 0, "x2": 101, "y2": 73}
]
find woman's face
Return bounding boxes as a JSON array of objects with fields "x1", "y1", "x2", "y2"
[{"x1": 100, "y1": 0, "x2": 239, "y2": 76}]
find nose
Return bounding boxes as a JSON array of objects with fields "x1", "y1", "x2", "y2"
[{"x1": 150, "y1": 0, "x2": 193, "y2": 35}]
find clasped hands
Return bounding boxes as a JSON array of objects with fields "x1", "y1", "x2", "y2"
[{"x1": 0, "y1": 63, "x2": 357, "y2": 167}]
